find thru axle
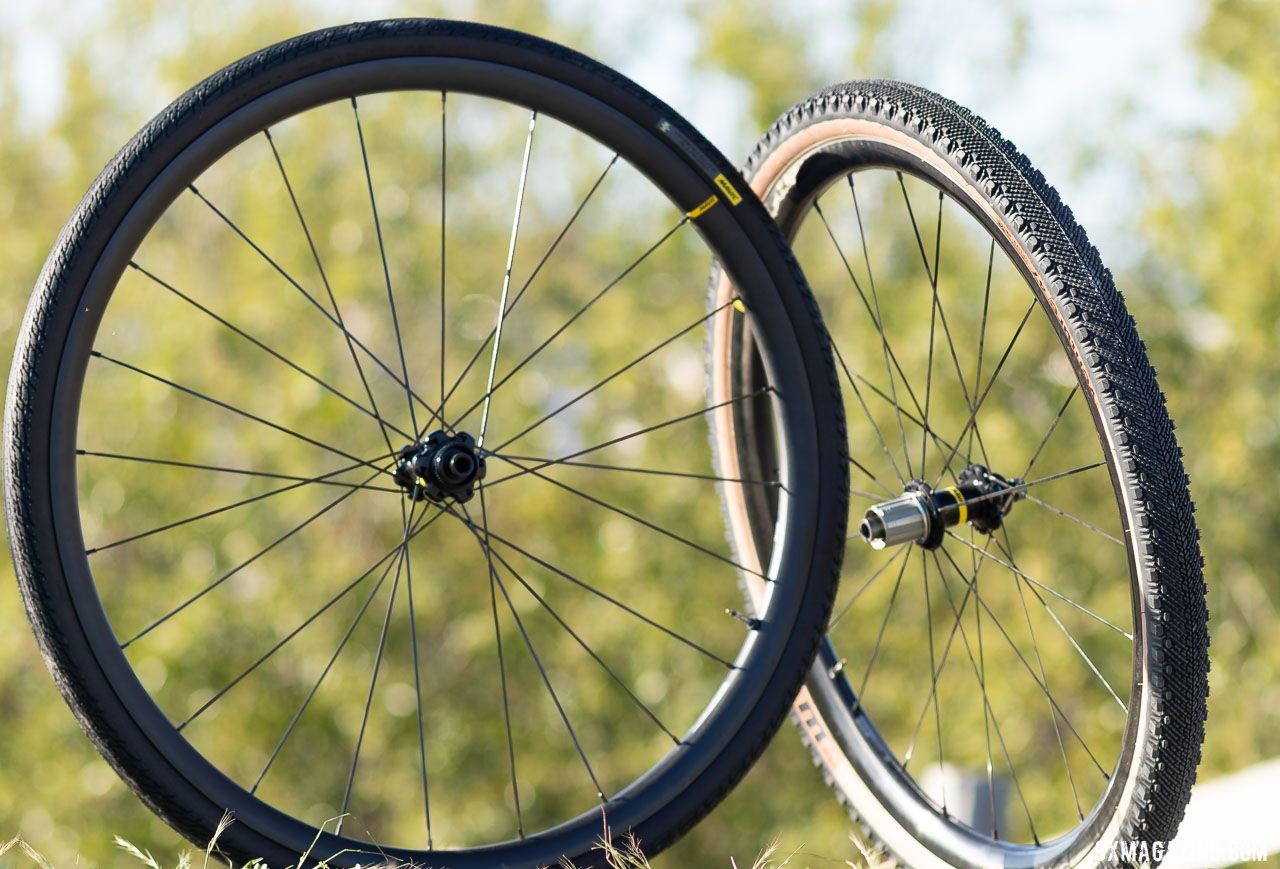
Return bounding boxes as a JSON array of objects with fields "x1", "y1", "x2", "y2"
[{"x1": 858, "y1": 465, "x2": 1024, "y2": 550}]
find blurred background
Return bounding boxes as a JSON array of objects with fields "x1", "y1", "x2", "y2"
[{"x1": 0, "y1": 0, "x2": 1276, "y2": 866}]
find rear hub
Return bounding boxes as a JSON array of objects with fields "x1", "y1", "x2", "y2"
[{"x1": 858, "y1": 464, "x2": 1024, "y2": 550}]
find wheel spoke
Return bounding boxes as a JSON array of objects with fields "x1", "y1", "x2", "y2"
[
  {"x1": 933, "y1": 298, "x2": 1037, "y2": 487},
  {"x1": 352, "y1": 97, "x2": 420, "y2": 436},
  {"x1": 492, "y1": 454, "x2": 779, "y2": 488},
  {"x1": 480, "y1": 388, "x2": 772, "y2": 491},
  {"x1": 264, "y1": 128, "x2": 399, "y2": 457},
  {"x1": 76, "y1": 449, "x2": 399, "y2": 493},
  {"x1": 935, "y1": 544, "x2": 1111, "y2": 779},
  {"x1": 250, "y1": 540, "x2": 404, "y2": 794},
  {"x1": 90, "y1": 350, "x2": 390, "y2": 475},
  {"x1": 945, "y1": 531, "x2": 1131, "y2": 638},
  {"x1": 400, "y1": 497, "x2": 433, "y2": 848},
  {"x1": 451, "y1": 216, "x2": 688, "y2": 433},
  {"x1": 814, "y1": 197, "x2": 914, "y2": 478},
  {"x1": 187, "y1": 184, "x2": 447, "y2": 432},
  {"x1": 494, "y1": 298, "x2": 737, "y2": 453},
  {"x1": 855, "y1": 549, "x2": 911, "y2": 703},
  {"x1": 477, "y1": 523, "x2": 733, "y2": 668},
  {"x1": 337, "y1": 528, "x2": 407, "y2": 835},
  {"x1": 89, "y1": 458, "x2": 379, "y2": 556},
  {"x1": 459, "y1": 499, "x2": 607, "y2": 801},
  {"x1": 1023, "y1": 493, "x2": 1125, "y2": 546},
  {"x1": 490, "y1": 453, "x2": 768, "y2": 581},
  {"x1": 1022, "y1": 385, "x2": 1079, "y2": 478},
  {"x1": 435, "y1": 154, "x2": 619, "y2": 425},
  {"x1": 829, "y1": 546, "x2": 909, "y2": 629},
  {"x1": 1001, "y1": 527, "x2": 1085, "y2": 822},
  {"x1": 468, "y1": 492, "x2": 523, "y2": 838},
  {"x1": 930, "y1": 548, "x2": 1040, "y2": 843},
  {"x1": 479, "y1": 534, "x2": 679, "y2": 744},
  {"x1": 128, "y1": 261, "x2": 407, "y2": 443},
  {"x1": 122, "y1": 480, "x2": 430, "y2": 650},
  {"x1": 477, "y1": 111, "x2": 538, "y2": 448},
  {"x1": 176, "y1": 503, "x2": 444, "y2": 728}
]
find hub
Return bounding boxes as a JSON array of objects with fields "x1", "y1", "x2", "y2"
[
  {"x1": 393, "y1": 430, "x2": 487, "y2": 503},
  {"x1": 858, "y1": 464, "x2": 1024, "y2": 550}
]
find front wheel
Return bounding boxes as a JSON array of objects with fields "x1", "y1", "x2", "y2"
[{"x1": 4, "y1": 20, "x2": 849, "y2": 867}]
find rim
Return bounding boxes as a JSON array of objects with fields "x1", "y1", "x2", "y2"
[
  {"x1": 716, "y1": 121, "x2": 1146, "y2": 865},
  {"x1": 45, "y1": 53, "x2": 826, "y2": 864}
]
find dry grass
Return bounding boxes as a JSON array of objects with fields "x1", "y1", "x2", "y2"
[{"x1": 0, "y1": 813, "x2": 889, "y2": 868}]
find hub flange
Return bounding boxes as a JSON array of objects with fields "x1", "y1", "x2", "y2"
[
  {"x1": 393, "y1": 430, "x2": 487, "y2": 503},
  {"x1": 858, "y1": 464, "x2": 1024, "y2": 550}
]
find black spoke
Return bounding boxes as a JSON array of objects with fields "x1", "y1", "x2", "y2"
[
  {"x1": 478, "y1": 111, "x2": 538, "y2": 448},
  {"x1": 264, "y1": 128, "x2": 399, "y2": 458},
  {"x1": 494, "y1": 298, "x2": 737, "y2": 452},
  {"x1": 477, "y1": 523, "x2": 733, "y2": 668},
  {"x1": 493, "y1": 454, "x2": 779, "y2": 488},
  {"x1": 855, "y1": 548, "x2": 911, "y2": 702},
  {"x1": 831, "y1": 337, "x2": 907, "y2": 488},
  {"x1": 400, "y1": 497, "x2": 433, "y2": 848},
  {"x1": 89, "y1": 459, "x2": 378, "y2": 556},
  {"x1": 459, "y1": 500, "x2": 607, "y2": 800},
  {"x1": 491, "y1": 453, "x2": 768, "y2": 581},
  {"x1": 77, "y1": 449, "x2": 399, "y2": 493},
  {"x1": 176, "y1": 502, "x2": 443, "y2": 728},
  {"x1": 1023, "y1": 387, "x2": 1078, "y2": 478},
  {"x1": 128, "y1": 261, "x2": 407, "y2": 443},
  {"x1": 936, "y1": 544, "x2": 1111, "y2": 778},
  {"x1": 1001, "y1": 527, "x2": 1084, "y2": 822},
  {"x1": 1023, "y1": 493, "x2": 1125, "y2": 546},
  {"x1": 187, "y1": 184, "x2": 447, "y2": 433},
  {"x1": 945, "y1": 531, "x2": 1132, "y2": 639},
  {"x1": 90, "y1": 350, "x2": 389, "y2": 475},
  {"x1": 439, "y1": 92, "x2": 448, "y2": 421},
  {"x1": 923, "y1": 555, "x2": 947, "y2": 814},
  {"x1": 814, "y1": 197, "x2": 913, "y2": 478},
  {"x1": 435, "y1": 154, "x2": 619, "y2": 427},
  {"x1": 480, "y1": 536, "x2": 679, "y2": 744},
  {"x1": 903, "y1": 537, "x2": 990, "y2": 767},
  {"x1": 337, "y1": 531, "x2": 407, "y2": 835},
  {"x1": 829, "y1": 546, "x2": 909, "y2": 629},
  {"x1": 449, "y1": 217, "x2": 689, "y2": 432},
  {"x1": 353, "y1": 97, "x2": 419, "y2": 436},
  {"x1": 933, "y1": 298, "x2": 1037, "y2": 487},
  {"x1": 480, "y1": 388, "x2": 772, "y2": 491},
  {"x1": 250, "y1": 533, "x2": 411, "y2": 793},
  {"x1": 120, "y1": 466, "x2": 388, "y2": 648},
  {"x1": 468, "y1": 492, "x2": 523, "y2": 838},
  {"x1": 990, "y1": 536, "x2": 1128, "y2": 710},
  {"x1": 931, "y1": 548, "x2": 1039, "y2": 842}
]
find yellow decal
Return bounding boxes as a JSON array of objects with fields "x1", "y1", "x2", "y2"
[
  {"x1": 732, "y1": 299, "x2": 746, "y2": 313},
  {"x1": 714, "y1": 173, "x2": 743, "y2": 205},
  {"x1": 945, "y1": 486, "x2": 967, "y2": 524},
  {"x1": 686, "y1": 193, "x2": 719, "y2": 219}
]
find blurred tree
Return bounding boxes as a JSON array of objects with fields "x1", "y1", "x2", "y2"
[{"x1": 1139, "y1": 0, "x2": 1280, "y2": 776}]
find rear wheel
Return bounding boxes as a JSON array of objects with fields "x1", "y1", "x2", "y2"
[{"x1": 712, "y1": 80, "x2": 1207, "y2": 867}]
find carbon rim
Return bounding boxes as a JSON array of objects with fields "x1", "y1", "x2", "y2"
[{"x1": 40, "y1": 48, "x2": 830, "y2": 866}]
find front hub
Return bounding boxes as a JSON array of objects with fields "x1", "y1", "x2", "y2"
[
  {"x1": 858, "y1": 464, "x2": 1024, "y2": 550},
  {"x1": 393, "y1": 430, "x2": 487, "y2": 503}
]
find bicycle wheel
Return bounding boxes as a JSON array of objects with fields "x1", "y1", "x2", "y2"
[
  {"x1": 3, "y1": 20, "x2": 848, "y2": 867},
  {"x1": 711, "y1": 81, "x2": 1207, "y2": 866}
]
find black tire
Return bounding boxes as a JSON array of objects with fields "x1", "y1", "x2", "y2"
[
  {"x1": 713, "y1": 80, "x2": 1208, "y2": 867},
  {"x1": 4, "y1": 20, "x2": 848, "y2": 868}
]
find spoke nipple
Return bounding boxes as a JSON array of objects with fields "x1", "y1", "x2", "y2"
[
  {"x1": 828, "y1": 658, "x2": 847, "y2": 679},
  {"x1": 263, "y1": 127, "x2": 273, "y2": 141},
  {"x1": 725, "y1": 609, "x2": 762, "y2": 630},
  {"x1": 597, "y1": 791, "x2": 606, "y2": 802},
  {"x1": 732, "y1": 298, "x2": 746, "y2": 314}
]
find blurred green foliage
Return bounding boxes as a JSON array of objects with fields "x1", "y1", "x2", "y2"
[{"x1": 0, "y1": 0, "x2": 1275, "y2": 867}]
